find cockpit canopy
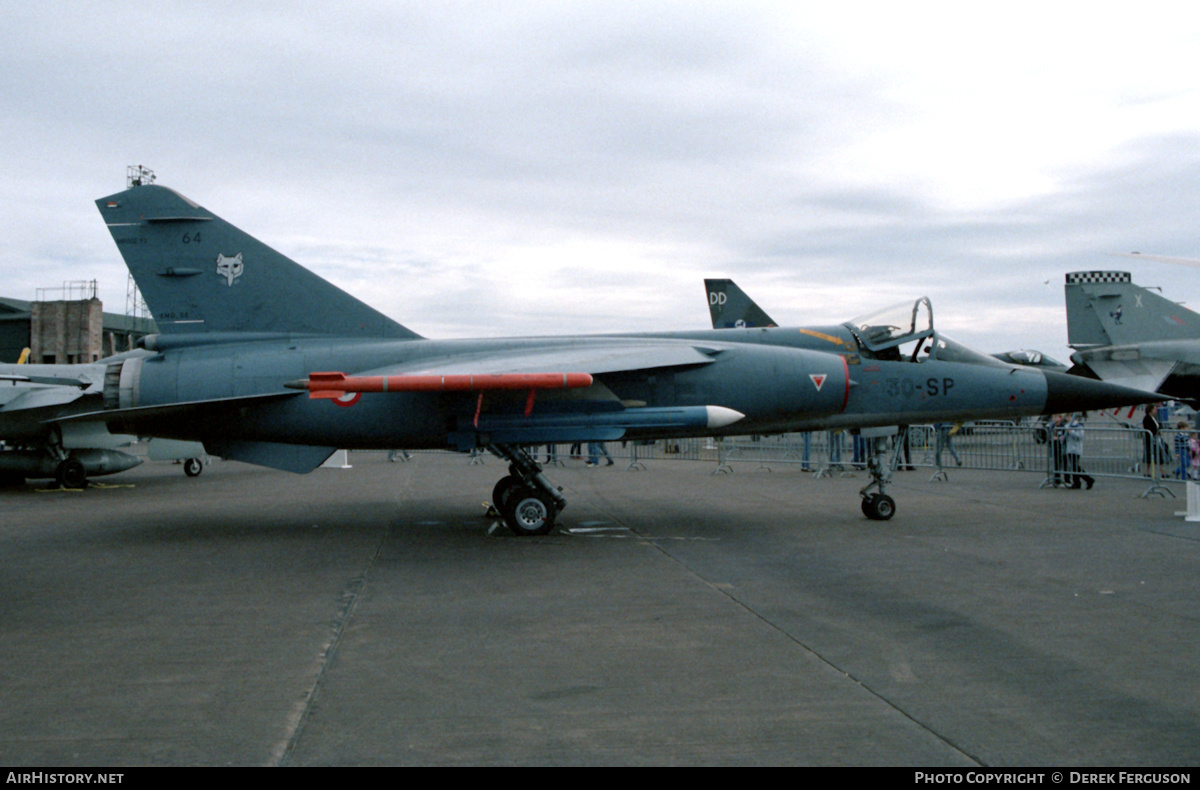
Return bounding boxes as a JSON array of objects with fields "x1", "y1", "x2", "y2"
[
  {"x1": 998, "y1": 349, "x2": 1067, "y2": 369},
  {"x1": 845, "y1": 296, "x2": 1007, "y2": 367},
  {"x1": 847, "y1": 297, "x2": 934, "y2": 354}
]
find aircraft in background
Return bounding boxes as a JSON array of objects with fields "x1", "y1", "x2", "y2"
[
  {"x1": 0, "y1": 350, "x2": 207, "y2": 488},
  {"x1": 69, "y1": 180, "x2": 1157, "y2": 529},
  {"x1": 704, "y1": 279, "x2": 1069, "y2": 372},
  {"x1": 1065, "y1": 270, "x2": 1200, "y2": 400},
  {"x1": 989, "y1": 350, "x2": 1068, "y2": 373},
  {"x1": 0, "y1": 353, "x2": 142, "y2": 487},
  {"x1": 705, "y1": 278, "x2": 778, "y2": 328}
]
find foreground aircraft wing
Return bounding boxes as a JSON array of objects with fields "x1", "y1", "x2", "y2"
[
  {"x1": 366, "y1": 343, "x2": 718, "y2": 378},
  {"x1": 289, "y1": 341, "x2": 719, "y2": 398},
  {"x1": 289, "y1": 342, "x2": 734, "y2": 446}
]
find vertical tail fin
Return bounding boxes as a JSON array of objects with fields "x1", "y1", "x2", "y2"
[
  {"x1": 95, "y1": 184, "x2": 420, "y2": 339},
  {"x1": 1066, "y1": 271, "x2": 1200, "y2": 348},
  {"x1": 704, "y1": 279, "x2": 778, "y2": 329}
]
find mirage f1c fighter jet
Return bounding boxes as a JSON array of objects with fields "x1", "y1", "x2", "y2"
[{"x1": 72, "y1": 179, "x2": 1158, "y2": 532}]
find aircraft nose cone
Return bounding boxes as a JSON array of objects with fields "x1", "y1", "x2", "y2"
[{"x1": 1041, "y1": 371, "x2": 1160, "y2": 415}]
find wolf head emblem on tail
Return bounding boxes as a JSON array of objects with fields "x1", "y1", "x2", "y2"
[{"x1": 216, "y1": 252, "x2": 244, "y2": 286}]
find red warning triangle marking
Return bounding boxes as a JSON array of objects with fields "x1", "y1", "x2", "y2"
[{"x1": 810, "y1": 374, "x2": 827, "y2": 391}]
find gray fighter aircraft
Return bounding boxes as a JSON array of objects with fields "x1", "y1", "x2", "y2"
[
  {"x1": 0, "y1": 351, "x2": 207, "y2": 487},
  {"x1": 71, "y1": 180, "x2": 1156, "y2": 531},
  {"x1": 1065, "y1": 270, "x2": 1200, "y2": 399},
  {"x1": 0, "y1": 358, "x2": 143, "y2": 487}
]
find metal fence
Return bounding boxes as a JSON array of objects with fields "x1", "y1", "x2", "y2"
[
  {"x1": 410, "y1": 421, "x2": 1189, "y2": 498},
  {"x1": 335, "y1": 413, "x2": 1200, "y2": 504}
]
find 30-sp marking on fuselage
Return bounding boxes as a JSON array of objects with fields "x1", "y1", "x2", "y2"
[
  {"x1": 216, "y1": 253, "x2": 244, "y2": 286},
  {"x1": 876, "y1": 377, "x2": 956, "y2": 399}
]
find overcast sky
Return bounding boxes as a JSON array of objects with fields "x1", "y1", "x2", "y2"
[{"x1": 4, "y1": 1, "x2": 1200, "y2": 362}]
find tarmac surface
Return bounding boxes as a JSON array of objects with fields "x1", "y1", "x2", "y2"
[{"x1": 2, "y1": 451, "x2": 1198, "y2": 766}]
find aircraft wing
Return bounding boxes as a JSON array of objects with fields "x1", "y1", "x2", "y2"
[
  {"x1": 1076, "y1": 358, "x2": 1176, "y2": 394},
  {"x1": 0, "y1": 385, "x2": 88, "y2": 412},
  {"x1": 1070, "y1": 341, "x2": 1198, "y2": 394},
  {"x1": 289, "y1": 342, "x2": 719, "y2": 398},
  {"x1": 0, "y1": 373, "x2": 91, "y2": 388},
  {"x1": 378, "y1": 343, "x2": 718, "y2": 377}
]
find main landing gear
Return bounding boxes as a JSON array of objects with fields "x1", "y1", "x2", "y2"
[
  {"x1": 859, "y1": 429, "x2": 901, "y2": 521},
  {"x1": 487, "y1": 444, "x2": 568, "y2": 536}
]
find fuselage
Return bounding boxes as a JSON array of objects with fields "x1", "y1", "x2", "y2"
[{"x1": 100, "y1": 326, "x2": 1064, "y2": 452}]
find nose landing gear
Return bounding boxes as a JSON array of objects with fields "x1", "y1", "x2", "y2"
[{"x1": 859, "y1": 428, "x2": 902, "y2": 521}]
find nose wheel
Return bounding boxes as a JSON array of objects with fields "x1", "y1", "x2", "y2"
[
  {"x1": 858, "y1": 429, "x2": 903, "y2": 521},
  {"x1": 861, "y1": 493, "x2": 895, "y2": 521}
]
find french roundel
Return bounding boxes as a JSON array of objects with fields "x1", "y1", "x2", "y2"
[{"x1": 332, "y1": 392, "x2": 361, "y2": 407}]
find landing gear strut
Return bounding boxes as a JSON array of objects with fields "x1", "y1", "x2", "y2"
[
  {"x1": 487, "y1": 444, "x2": 567, "y2": 536},
  {"x1": 858, "y1": 428, "x2": 901, "y2": 521},
  {"x1": 44, "y1": 427, "x2": 88, "y2": 489}
]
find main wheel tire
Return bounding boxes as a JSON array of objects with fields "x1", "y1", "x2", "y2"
[
  {"x1": 503, "y1": 486, "x2": 557, "y2": 536},
  {"x1": 183, "y1": 458, "x2": 203, "y2": 477},
  {"x1": 56, "y1": 459, "x2": 87, "y2": 489},
  {"x1": 491, "y1": 475, "x2": 521, "y2": 509}
]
